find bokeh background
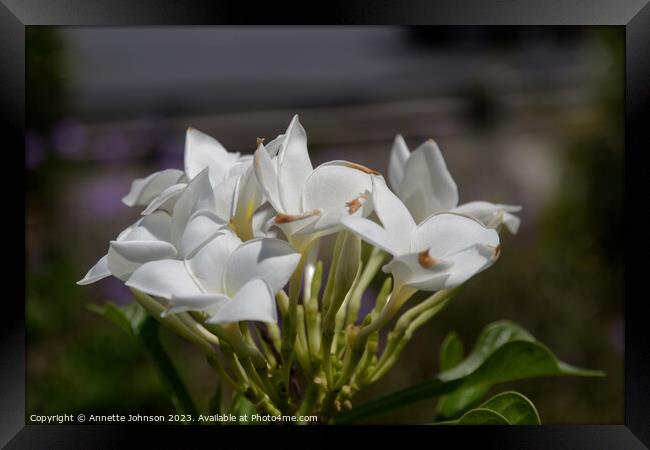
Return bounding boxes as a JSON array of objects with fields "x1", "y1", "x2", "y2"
[{"x1": 26, "y1": 26, "x2": 624, "y2": 424}]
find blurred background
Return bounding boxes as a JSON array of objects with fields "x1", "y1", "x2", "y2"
[{"x1": 26, "y1": 26, "x2": 624, "y2": 424}]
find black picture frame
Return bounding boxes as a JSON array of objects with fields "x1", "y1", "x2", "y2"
[{"x1": 5, "y1": 1, "x2": 647, "y2": 448}]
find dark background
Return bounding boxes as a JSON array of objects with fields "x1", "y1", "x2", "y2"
[{"x1": 25, "y1": 26, "x2": 624, "y2": 424}]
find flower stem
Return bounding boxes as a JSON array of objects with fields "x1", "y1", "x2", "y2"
[
  {"x1": 333, "y1": 284, "x2": 416, "y2": 390},
  {"x1": 345, "y1": 247, "x2": 387, "y2": 327},
  {"x1": 369, "y1": 289, "x2": 458, "y2": 382}
]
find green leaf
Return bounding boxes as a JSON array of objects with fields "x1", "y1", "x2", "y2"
[
  {"x1": 230, "y1": 394, "x2": 257, "y2": 424},
  {"x1": 457, "y1": 408, "x2": 510, "y2": 424},
  {"x1": 435, "y1": 391, "x2": 541, "y2": 425},
  {"x1": 333, "y1": 320, "x2": 603, "y2": 424},
  {"x1": 87, "y1": 301, "x2": 148, "y2": 336},
  {"x1": 439, "y1": 331, "x2": 464, "y2": 372}
]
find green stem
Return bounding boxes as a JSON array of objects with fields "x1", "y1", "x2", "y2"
[
  {"x1": 346, "y1": 247, "x2": 387, "y2": 327},
  {"x1": 280, "y1": 246, "x2": 310, "y2": 389},
  {"x1": 369, "y1": 295, "x2": 453, "y2": 383},
  {"x1": 333, "y1": 284, "x2": 416, "y2": 390}
]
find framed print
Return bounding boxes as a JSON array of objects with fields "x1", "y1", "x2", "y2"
[{"x1": 4, "y1": 1, "x2": 648, "y2": 448}]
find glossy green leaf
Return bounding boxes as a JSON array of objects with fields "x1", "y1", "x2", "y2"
[
  {"x1": 87, "y1": 301, "x2": 148, "y2": 336},
  {"x1": 333, "y1": 320, "x2": 603, "y2": 424},
  {"x1": 436, "y1": 391, "x2": 541, "y2": 425},
  {"x1": 439, "y1": 331, "x2": 464, "y2": 372}
]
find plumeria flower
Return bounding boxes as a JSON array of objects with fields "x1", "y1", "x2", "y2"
[
  {"x1": 122, "y1": 127, "x2": 248, "y2": 210},
  {"x1": 139, "y1": 130, "x2": 286, "y2": 241},
  {"x1": 253, "y1": 115, "x2": 377, "y2": 250},
  {"x1": 388, "y1": 135, "x2": 521, "y2": 233},
  {"x1": 78, "y1": 168, "x2": 228, "y2": 286},
  {"x1": 125, "y1": 234, "x2": 301, "y2": 324},
  {"x1": 342, "y1": 176, "x2": 500, "y2": 292}
]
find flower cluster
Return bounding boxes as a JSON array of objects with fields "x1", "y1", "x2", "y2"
[{"x1": 79, "y1": 115, "x2": 520, "y2": 420}]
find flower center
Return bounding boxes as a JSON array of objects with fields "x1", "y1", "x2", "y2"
[
  {"x1": 345, "y1": 192, "x2": 369, "y2": 214},
  {"x1": 417, "y1": 249, "x2": 438, "y2": 268},
  {"x1": 274, "y1": 209, "x2": 321, "y2": 224}
]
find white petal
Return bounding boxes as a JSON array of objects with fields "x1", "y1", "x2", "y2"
[
  {"x1": 265, "y1": 134, "x2": 285, "y2": 157},
  {"x1": 398, "y1": 140, "x2": 459, "y2": 223},
  {"x1": 395, "y1": 213, "x2": 501, "y2": 290},
  {"x1": 213, "y1": 175, "x2": 240, "y2": 221},
  {"x1": 383, "y1": 254, "x2": 451, "y2": 291},
  {"x1": 233, "y1": 164, "x2": 265, "y2": 224},
  {"x1": 253, "y1": 143, "x2": 282, "y2": 211},
  {"x1": 141, "y1": 183, "x2": 187, "y2": 215},
  {"x1": 502, "y1": 212, "x2": 521, "y2": 234},
  {"x1": 206, "y1": 279, "x2": 277, "y2": 324},
  {"x1": 163, "y1": 293, "x2": 229, "y2": 317},
  {"x1": 452, "y1": 201, "x2": 522, "y2": 234},
  {"x1": 412, "y1": 213, "x2": 499, "y2": 258},
  {"x1": 77, "y1": 255, "x2": 111, "y2": 285},
  {"x1": 228, "y1": 156, "x2": 253, "y2": 178},
  {"x1": 184, "y1": 127, "x2": 240, "y2": 185},
  {"x1": 276, "y1": 115, "x2": 313, "y2": 213},
  {"x1": 107, "y1": 240, "x2": 177, "y2": 281},
  {"x1": 126, "y1": 210, "x2": 173, "y2": 242},
  {"x1": 171, "y1": 168, "x2": 216, "y2": 249},
  {"x1": 388, "y1": 134, "x2": 410, "y2": 190},
  {"x1": 179, "y1": 210, "x2": 228, "y2": 259},
  {"x1": 223, "y1": 238, "x2": 300, "y2": 296},
  {"x1": 251, "y1": 203, "x2": 279, "y2": 238},
  {"x1": 126, "y1": 260, "x2": 201, "y2": 299},
  {"x1": 371, "y1": 176, "x2": 415, "y2": 253},
  {"x1": 122, "y1": 169, "x2": 184, "y2": 207},
  {"x1": 186, "y1": 232, "x2": 242, "y2": 294},
  {"x1": 301, "y1": 161, "x2": 374, "y2": 232},
  {"x1": 341, "y1": 216, "x2": 401, "y2": 255}
]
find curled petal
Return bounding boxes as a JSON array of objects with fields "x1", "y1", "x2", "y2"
[
  {"x1": 383, "y1": 254, "x2": 451, "y2": 291},
  {"x1": 341, "y1": 215, "x2": 401, "y2": 255},
  {"x1": 186, "y1": 232, "x2": 242, "y2": 294},
  {"x1": 122, "y1": 169, "x2": 184, "y2": 207},
  {"x1": 452, "y1": 201, "x2": 522, "y2": 234},
  {"x1": 126, "y1": 211, "x2": 173, "y2": 243},
  {"x1": 206, "y1": 279, "x2": 277, "y2": 324},
  {"x1": 398, "y1": 139, "x2": 459, "y2": 223},
  {"x1": 300, "y1": 161, "x2": 375, "y2": 233},
  {"x1": 370, "y1": 176, "x2": 415, "y2": 253},
  {"x1": 171, "y1": 168, "x2": 216, "y2": 250},
  {"x1": 77, "y1": 255, "x2": 111, "y2": 285},
  {"x1": 276, "y1": 115, "x2": 313, "y2": 213},
  {"x1": 126, "y1": 260, "x2": 201, "y2": 299},
  {"x1": 141, "y1": 183, "x2": 186, "y2": 215},
  {"x1": 163, "y1": 293, "x2": 229, "y2": 317},
  {"x1": 223, "y1": 238, "x2": 300, "y2": 296},
  {"x1": 107, "y1": 240, "x2": 177, "y2": 281},
  {"x1": 388, "y1": 134, "x2": 410, "y2": 190},
  {"x1": 178, "y1": 210, "x2": 228, "y2": 259},
  {"x1": 412, "y1": 213, "x2": 499, "y2": 258},
  {"x1": 253, "y1": 143, "x2": 282, "y2": 212},
  {"x1": 184, "y1": 127, "x2": 240, "y2": 185}
]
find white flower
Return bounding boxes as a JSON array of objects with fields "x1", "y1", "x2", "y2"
[
  {"x1": 253, "y1": 115, "x2": 377, "y2": 248},
  {"x1": 124, "y1": 235, "x2": 300, "y2": 324},
  {"x1": 77, "y1": 168, "x2": 227, "y2": 285},
  {"x1": 122, "y1": 127, "x2": 247, "y2": 210},
  {"x1": 388, "y1": 135, "x2": 521, "y2": 233},
  {"x1": 342, "y1": 176, "x2": 500, "y2": 291},
  {"x1": 137, "y1": 129, "x2": 284, "y2": 241}
]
